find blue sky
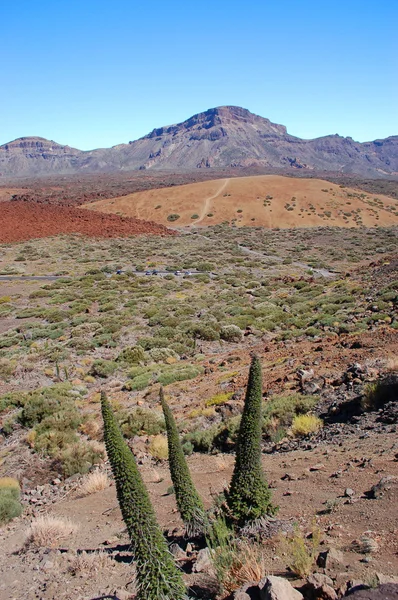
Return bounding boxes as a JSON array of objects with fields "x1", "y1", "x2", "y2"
[{"x1": 1, "y1": 0, "x2": 397, "y2": 150}]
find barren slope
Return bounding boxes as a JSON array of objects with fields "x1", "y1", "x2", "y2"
[
  {"x1": 84, "y1": 174, "x2": 398, "y2": 228},
  {"x1": 0, "y1": 201, "x2": 174, "y2": 242}
]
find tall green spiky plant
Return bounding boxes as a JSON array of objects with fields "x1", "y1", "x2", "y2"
[
  {"x1": 100, "y1": 392, "x2": 186, "y2": 600},
  {"x1": 160, "y1": 388, "x2": 208, "y2": 536},
  {"x1": 225, "y1": 355, "x2": 276, "y2": 527}
]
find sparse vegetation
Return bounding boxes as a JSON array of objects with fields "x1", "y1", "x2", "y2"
[{"x1": 279, "y1": 522, "x2": 321, "y2": 578}]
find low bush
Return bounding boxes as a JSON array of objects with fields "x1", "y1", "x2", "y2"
[
  {"x1": 117, "y1": 346, "x2": 146, "y2": 364},
  {"x1": 209, "y1": 537, "x2": 268, "y2": 596},
  {"x1": 19, "y1": 384, "x2": 80, "y2": 428},
  {"x1": 119, "y1": 407, "x2": 165, "y2": 438},
  {"x1": 157, "y1": 365, "x2": 203, "y2": 386},
  {"x1": 0, "y1": 477, "x2": 22, "y2": 525},
  {"x1": 262, "y1": 393, "x2": 319, "y2": 438},
  {"x1": 279, "y1": 523, "x2": 321, "y2": 577},
  {"x1": 148, "y1": 435, "x2": 169, "y2": 460},
  {"x1": 205, "y1": 392, "x2": 233, "y2": 407},
  {"x1": 220, "y1": 324, "x2": 243, "y2": 342},
  {"x1": 55, "y1": 441, "x2": 105, "y2": 477},
  {"x1": 89, "y1": 360, "x2": 118, "y2": 378},
  {"x1": 291, "y1": 414, "x2": 323, "y2": 437}
]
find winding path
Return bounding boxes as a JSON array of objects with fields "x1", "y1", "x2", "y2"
[{"x1": 195, "y1": 178, "x2": 230, "y2": 224}]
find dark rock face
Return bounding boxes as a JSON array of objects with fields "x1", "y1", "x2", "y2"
[
  {"x1": 345, "y1": 583, "x2": 398, "y2": 598},
  {"x1": 1, "y1": 106, "x2": 398, "y2": 176}
]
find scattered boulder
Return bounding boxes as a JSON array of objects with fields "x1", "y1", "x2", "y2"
[
  {"x1": 301, "y1": 573, "x2": 337, "y2": 600},
  {"x1": 262, "y1": 576, "x2": 304, "y2": 600},
  {"x1": 192, "y1": 547, "x2": 213, "y2": 574},
  {"x1": 366, "y1": 475, "x2": 397, "y2": 499},
  {"x1": 233, "y1": 576, "x2": 303, "y2": 600},
  {"x1": 317, "y1": 548, "x2": 346, "y2": 570}
]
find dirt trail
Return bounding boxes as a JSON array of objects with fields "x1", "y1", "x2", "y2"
[{"x1": 196, "y1": 178, "x2": 229, "y2": 223}]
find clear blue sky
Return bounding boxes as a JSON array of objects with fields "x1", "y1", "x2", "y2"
[{"x1": 1, "y1": 0, "x2": 397, "y2": 150}]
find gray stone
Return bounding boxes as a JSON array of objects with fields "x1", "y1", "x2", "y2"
[
  {"x1": 262, "y1": 576, "x2": 304, "y2": 600},
  {"x1": 344, "y1": 584, "x2": 398, "y2": 598},
  {"x1": 317, "y1": 548, "x2": 346, "y2": 569},
  {"x1": 169, "y1": 543, "x2": 186, "y2": 560},
  {"x1": 234, "y1": 577, "x2": 303, "y2": 600},
  {"x1": 193, "y1": 547, "x2": 213, "y2": 574}
]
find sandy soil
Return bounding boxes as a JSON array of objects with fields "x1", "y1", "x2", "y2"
[{"x1": 83, "y1": 175, "x2": 398, "y2": 228}]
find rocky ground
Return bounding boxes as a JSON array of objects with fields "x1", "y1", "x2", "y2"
[{"x1": 0, "y1": 333, "x2": 397, "y2": 600}]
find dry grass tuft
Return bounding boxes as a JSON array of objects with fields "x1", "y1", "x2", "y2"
[
  {"x1": 79, "y1": 471, "x2": 110, "y2": 496},
  {"x1": 148, "y1": 435, "x2": 169, "y2": 460},
  {"x1": 25, "y1": 515, "x2": 77, "y2": 549},
  {"x1": 66, "y1": 549, "x2": 113, "y2": 575},
  {"x1": 213, "y1": 540, "x2": 269, "y2": 595}
]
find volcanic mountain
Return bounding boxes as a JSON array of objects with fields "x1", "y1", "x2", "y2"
[{"x1": 1, "y1": 106, "x2": 397, "y2": 177}]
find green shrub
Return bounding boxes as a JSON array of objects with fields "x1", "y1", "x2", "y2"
[
  {"x1": 167, "y1": 214, "x2": 180, "y2": 222},
  {"x1": 34, "y1": 429, "x2": 79, "y2": 456},
  {"x1": 0, "y1": 489, "x2": 23, "y2": 524},
  {"x1": 291, "y1": 414, "x2": 323, "y2": 437},
  {"x1": 117, "y1": 346, "x2": 146, "y2": 364},
  {"x1": 119, "y1": 407, "x2": 165, "y2": 437},
  {"x1": 0, "y1": 478, "x2": 22, "y2": 524},
  {"x1": 220, "y1": 325, "x2": 243, "y2": 342},
  {"x1": 157, "y1": 365, "x2": 203, "y2": 386},
  {"x1": 147, "y1": 347, "x2": 179, "y2": 363},
  {"x1": 19, "y1": 384, "x2": 78, "y2": 428},
  {"x1": 56, "y1": 441, "x2": 105, "y2": 477},
  {"x1": 226, "y1": 356, "x2": 276, "y2": 526},
  {"x1": 89, "y1": 360, "x2": 118, "y2": 378},
  {"x1": 262, "y1": 393, "x2": 318, "y2": 437},
  {"x1": 191, "y1": 324, "x2": 220, "y2": 341},
  {"x1": 0, "y1": 358, "x2": 17, "y2": 381}
]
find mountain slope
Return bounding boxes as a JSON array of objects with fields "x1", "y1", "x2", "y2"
[{"x1": 1, "y1": 107, "x2": 398, "y2": 177}]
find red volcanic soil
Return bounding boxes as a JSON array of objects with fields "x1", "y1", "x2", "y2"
[{"x1": 0, "y1": 201, "x2": 175, "y2": 242}]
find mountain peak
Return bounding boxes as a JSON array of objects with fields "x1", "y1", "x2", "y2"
[{"x1": 0, "y1": 107, "x2": 397, "y2": 177}]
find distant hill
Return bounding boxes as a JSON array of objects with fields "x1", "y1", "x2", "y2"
[
  {"x1": 83, "y1": 174, "x2": 398, "y2": 229},
  {"x1": 1, "y1": 106, "x2": 398, "y2": 177}
]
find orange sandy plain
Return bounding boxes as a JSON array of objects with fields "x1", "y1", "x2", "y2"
[{"x1": 83, "y1": 175, "x2": 398, "y2": 228}]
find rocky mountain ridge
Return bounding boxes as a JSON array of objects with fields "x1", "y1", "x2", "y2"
[{"x1": 1, "y1": 106, "x2": 397, "y2": 177}]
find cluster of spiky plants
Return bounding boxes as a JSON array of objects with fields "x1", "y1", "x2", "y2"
[
  {"x1": 100, "y1": 392, "x2": 186, "y2": 600},
  {"x1": 225, "y1": 355, "x2": 276, "y2": 527},
  {"x1": 160, "y1": 387, "x2": 208, "y2": 537}
]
